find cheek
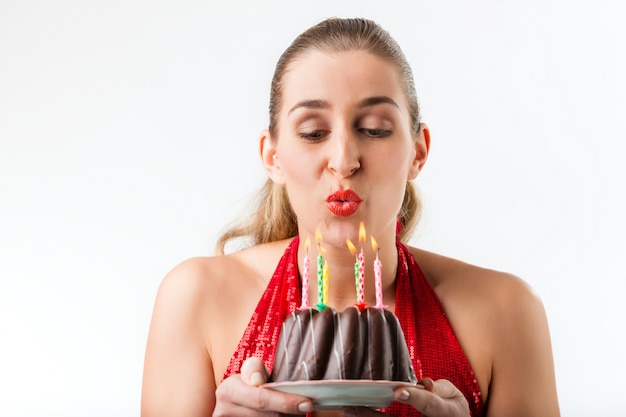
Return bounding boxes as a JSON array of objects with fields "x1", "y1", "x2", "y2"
[
  {"x1": 279, "y1": 152, "x2": 325, "y2": 192},
  {"x1": 372, "y1": 145, "x2": 414, "y2": 179}
]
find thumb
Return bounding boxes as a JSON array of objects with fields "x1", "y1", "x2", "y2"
[
  {"x1": 419, "y1": 378, "x2": 470, "y2": 416},
  {"x1": 240, "y1": 356, "x2": 269, "y2": 386},
  {"x1": 425, "y1": 378, "x2": 463, "y2": 400}
]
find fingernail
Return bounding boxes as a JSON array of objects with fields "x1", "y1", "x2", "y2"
[
  {"x1": 250, "y1": 371, "x2": 265, "y2": 386},
  {"x1": 419, "y1": 377, "x2": 435, "y2": 392},
  {"x1": 297, "y1": 401, "x2": 314, "y2": 413},
  {"x1": 399, "y1": 389, "x2": 410, "y2": 401},
  {"x1": 342, "y1": 406, "x2": 357, "y2": 417}
]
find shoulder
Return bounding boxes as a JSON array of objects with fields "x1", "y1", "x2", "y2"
[
  {"x1": 151, "y1": 239, "x2": 293, "y2": 351},
  {"x1": 154, "y1": 255, "x2": 236, "y2": 314},
  {"x1": 155, "y1": 239, "x2": 293, "y2": 319},
  {"x1": 159, "y1": 239, "x2": 293, "y2": 293},
  {"x1": 142, "y1": 242, "x2": 293, "y2": 415},
  {"x1": 407, "y1": 246, "x2": 547, "y2": 345},
  {"x1": 407, "y1": 246, "x2": 543, "y2": 316},
  {"x1": 406, "y1": 246, "x2": 558, "y2": 413}
]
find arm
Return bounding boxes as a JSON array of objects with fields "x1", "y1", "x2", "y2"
[
  {"x1": 486, "y1": 277, "x2": 560, "y2": 417},
  {"x1": 141, "y1": 259, "x2": 216, "y2": 417},
  {"x1": 141, "y1": 258, "x2": 314, "y2": 417}
]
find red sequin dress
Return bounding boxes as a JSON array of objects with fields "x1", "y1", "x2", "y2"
[{"x1": 222, "y1": 237, "x2": 484, "y2": 416}]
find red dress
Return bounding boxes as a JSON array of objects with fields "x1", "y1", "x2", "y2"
[{"x1": 223, "y1": 237, "x2": 485, "y2": 416}]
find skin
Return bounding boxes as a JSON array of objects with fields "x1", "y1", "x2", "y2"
[{"x1": 141, "y1": 50, "x2": 560, "y2": 417}]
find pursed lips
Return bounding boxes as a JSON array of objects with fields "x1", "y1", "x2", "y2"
[{"x1": 325, "y1": 190, "x2": 362, "y2": 216}]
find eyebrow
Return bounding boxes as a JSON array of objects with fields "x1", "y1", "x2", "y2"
[
  {"x1": 288, "y1": 99, "x2": 329, "y2": 114},
  {"x1": 287, "y1": 96, "x2": 399, "y2": 114},
  {"x1": 359, "y1": 96, "x2": 400, "y2": 109}
]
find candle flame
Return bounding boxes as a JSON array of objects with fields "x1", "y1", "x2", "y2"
[
  {"x1": 305, "y1": 237, "x2": 311, "y2": 250},
  {"x1": 315, "y1": 228, "x2": 323, "y2": 244},
  {"x1": 371, "y1": 236, "x2": 378, "y2": 253},
  {"x1": 346, "y1": 239, "x2": 357, "y2": 256},
  {"x1": 321, "y1": 246, "x2": 327, "y2": 259},
  {"x1": 358, "y1": 221, "x2": 366, "y2": 244}
]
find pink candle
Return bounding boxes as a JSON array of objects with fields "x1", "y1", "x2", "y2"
[
  {"x1": 355, "y1": 222, "x2": 366, "y2": 310},
  {"x1": 299, "y1": 237, "x2": 311, "y2": 310},
  {"x1": 371, "y1": 236, "x2": 386, "y2": 308},
  {"x1": 357, "y1": 246, "x2": 365, "y2": 305}
]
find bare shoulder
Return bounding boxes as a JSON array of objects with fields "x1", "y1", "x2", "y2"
[
  {"x1": 407, "y1": 246, "x2": 548, "y2": 353},
  {"x1": 142, "y1": 240, "x2": 292, "y2": 415},
  {"x1": 408, "y1": 246, "x2": 543, "y2": 315},
  {"x1": 153, "y1": 239, "x2": 293, "y2": 342},
  {"x1": 407, "y1": 246, "x2": 559, "y2": 416},
  {"x1": 158, "y1": 239, "x2": 290, "y2": 297}
]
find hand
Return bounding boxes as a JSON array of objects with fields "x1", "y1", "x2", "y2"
[
  {"x1": 213, "y1": 357, "x2": 315, "y2": 417},
  {"x1": 339, "y1": 378, "x2": 470, "y2": 417},
  {"x1": 394, "y1": 378, "x2": 470, "y2": 417}
]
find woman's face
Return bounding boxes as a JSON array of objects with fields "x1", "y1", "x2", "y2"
[{"x1": 264, "y1": 49, "x2": 428, "y2": 247}]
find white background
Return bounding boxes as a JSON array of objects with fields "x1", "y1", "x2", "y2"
[{"x1": 1, "y1": 1, "x2": 624, "y2": 416}]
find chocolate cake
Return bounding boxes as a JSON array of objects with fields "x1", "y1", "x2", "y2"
[{"x1": 270, "y1": 306, "x2": 417, "y2": 383}]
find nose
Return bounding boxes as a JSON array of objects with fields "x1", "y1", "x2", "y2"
[{"x1": 327, "y1": 131, "x2": 361, "y2": 179}]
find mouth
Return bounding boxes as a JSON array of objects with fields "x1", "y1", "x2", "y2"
[{"x1": 325, "y1": 190, "x2": 363, "y2": 217}]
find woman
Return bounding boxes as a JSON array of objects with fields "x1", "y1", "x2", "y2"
[{"x1": 141, "y1": 18, "x2": 560, "y2": 417}]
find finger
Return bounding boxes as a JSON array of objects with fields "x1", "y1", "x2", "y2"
[
  {"x1": 217, "y1": 375, "x2": 314, "y2": 415},
  {"x1": 394, "y1": 380, "x2": 468, "y2": 416},
  {"x1": 240, "y1": 356, "x2": 269, "y2": 386},
  {"x1": 395, "y1": 386, "x2": 445, "y2": 416},
  {"x1": 429, "y1": 379, "x2": 464, "y2": 401},
  {"x1": 420, "y1": 377, "x2": 434, "y2": 392}
]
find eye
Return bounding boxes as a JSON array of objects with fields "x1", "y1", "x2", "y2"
[
  {"x1": 359, "y1": 128, "x2": 392, "y2": 138},
  {"x1": 299, "y1": 130, "x2": 328, "y2": 141}
]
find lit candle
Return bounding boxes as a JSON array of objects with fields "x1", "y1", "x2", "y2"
[
  {"x1": 322, "y1": 247, "x2": 329, "y2": 305},
  {"x1": 315, "y1": 229, "x2": 326, "y2": 310},
  {"x1": 371, "y1": 236, "x2": 386, "y2": 308},
  {"x1": 346, "y1": 239, "x2": 360, "y2": 305},
  {"x1": 357, "y1": 222, "x2": 366, "y2": 309},
  {"x1": 299, "y1": 237, "x2": 311, "y2": 310}
]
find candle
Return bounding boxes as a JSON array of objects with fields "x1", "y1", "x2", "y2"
[
  {"x1": 357, "y1": 247, "x2": 365, "y2": 305},
  {"x1": 346, "y1": 239, "x2": 359, "y2": 302},
  {"x1": 371, "y1": 236, "x2": 386, "y2": 308},
  {"x1": 315, "y1": 229, "x2": 326, "y2": 310},
  {"x1": 299, "y1": 237, "x2": 311, "y2": 310},
  {"x1": 356, "y1": 222, "x2": 366, "y2": 309},
  {"x1": 322, "y1": 247, "x2": 329, "y2": 305}
]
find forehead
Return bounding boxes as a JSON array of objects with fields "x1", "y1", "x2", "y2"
[{"x1": 280, "y1": 49, "x2": 407, "y2": 111}]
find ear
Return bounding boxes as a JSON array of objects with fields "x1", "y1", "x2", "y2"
[
  {"x1": 408, "y1": 123, "x2": 430, "y2": 180},
  {"x1": 259, "y1": 129, "x2": 286, "y2": 185}
]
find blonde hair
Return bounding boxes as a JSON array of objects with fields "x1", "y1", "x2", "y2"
[{"x1": 216, "y1": 18, "x2": 422, "y2": 255}]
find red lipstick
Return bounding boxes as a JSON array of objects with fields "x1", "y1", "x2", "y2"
[{"x1": 325, "y1": 190, "x2": 363, "y2": 217}]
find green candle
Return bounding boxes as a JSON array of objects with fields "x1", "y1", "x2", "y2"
[
  {"x1": 317, "y1": 252, "x2": 324, "y2": 305},
  {"x1": 315, "y1": 229, "x2": 326, "y2": 310}
]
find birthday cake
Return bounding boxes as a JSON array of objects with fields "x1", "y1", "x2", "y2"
[
  {"x1": 270, "y1": 226, "x2": 416, "y2": 383},
  {"x1": 270, "y1": 305, "x2": 417, "y2": 383}
]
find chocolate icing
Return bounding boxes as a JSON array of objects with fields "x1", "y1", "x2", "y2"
[{"x1": 270, "y1": 306, "x2": 417, "y2": 383}]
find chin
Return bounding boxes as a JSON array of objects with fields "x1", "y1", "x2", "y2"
[{"x1": 316, "y1": 218, "x2": 363, "y2": 245}]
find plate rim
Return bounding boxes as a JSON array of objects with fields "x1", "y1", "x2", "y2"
[
  {"x1": 263, "y1": 379, "x2": 417, "y2": 388},
  {"x1": 262, "y1": 379, "x2": 418, "y2": 410}
]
